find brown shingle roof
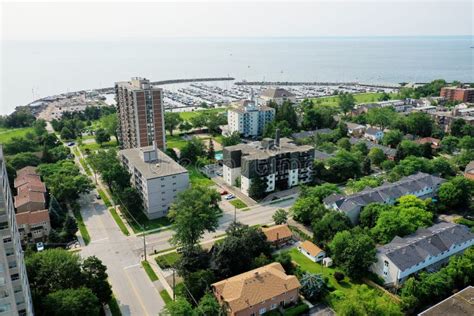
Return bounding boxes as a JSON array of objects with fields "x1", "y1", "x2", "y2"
[
  {"x1": 17, "y1": 182, "x2": 47, "y2": 195},
  {"x1": 14, "y1": 191, "x2": 45, "y2": 208},
  {"x1": 299, "y1": 240, "x2": 324, "y2": 257},
  {"x1": 262, "y1": 225, "x2": 293, "y2": 242},
  {"x1": 14, "y1": 174, "x2": 42, "y2": 188},
  {"x1": 16, "y1": 166, "x2": 38, "y2": 178},
  {"x1": 212, "y1": 262, "x2": 300, "y2": 313},
  {"x1": 16, "y1": 209, "x2": 50, "y2": 226}
]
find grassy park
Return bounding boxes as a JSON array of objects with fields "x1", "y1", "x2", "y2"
[
  {"x1": 178, "y1": 108, "x2": 226, "y2": 121},
  {"x1": 311, "y1": 92, "x2": 398, "y2": 109},
  {"x1": 0, "y1": 127, "x2": 34, "y2": 143}
]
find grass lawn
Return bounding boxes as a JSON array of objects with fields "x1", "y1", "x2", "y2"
[
  {"x1": 108, "y1": 294, "x2": 122, "y2": 316},
  {"x1": 178, "y1": 108, "x2": 226, "y2": 121},
  {"x1": 126, "y1": 212, "x2": 171, "y2": 233},
  {"x1": 79, "y1": 139, "x2": 118, "y2": 152},
  {"x1": 109, "y1": 207, "x2": 130, "y2": 236},
  {"x1": 97, "y1": 189, "x2": 112, "y2": 207},
  {"x1": 286, "y1": 248, "x2": 395, "y2": 313},
  {"x1": 311, "y1": 92, "x2": 399, "y2": 109},
  {"x1": 141, "y1": 260, "x2": 159, "y2": 281},
  {"x1": 160, "y1": 290, "x2": 173, "y2": 305},
  {"x1": 166, "y1": 135, "x2": 188, "y2": 150},
  {"x1": 187, "y1": 165, "x2": 214, "y2": 187},
  {"x1": 0, "y1": 127, "x2": 34, "y2": 144},
  {"x1": 72, "y1": 207, "x2": 91, "y2": 245},
  {"x1": 79, "y1": 158, "x2": 92, "y2": 176},
  {"x1": 155, "y1": 252, "x2": 181, "y2": 269},
  {"x1": 229, "y1": 198, "x2": 247, "y2": 209}
]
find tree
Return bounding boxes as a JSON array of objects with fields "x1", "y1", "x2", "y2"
[
  {"x1": 440, "y1": 136, "x2": 459, "y2": 154},
  {"x1": 302, "y1": 106, "x2": 336, "y2": 130},
  {"x1": 180, "y1": 137, "x2": 206, "y2": 163},
  {"x1": 338, "y1": 93, "x2": 355, "y2": 115},
  {"x1": 438, "y1": 176, "x2": 474, "y2": 211},
  {"x1": 81, "y1": 256, "x2": 112, "y2": 304},
  {"x1": 248, "y1": 177, "x2": 267, "y2": 199},
  {"x1": 183, "y1": 269, "x2": 215, "y2": 303},
  {"x1": 26, "y1": 249, "x2": 83, "y2": 299},
  {"x1": 100, "y1": 113, "x2": 118, "y2": 139},
  {"x1": 44, "y1": 287, "x2": 100, "y2": 316},
  {"x1": 450, "y1": 119, "x2": 467, "y2": 137},
  {"x1": 63, "y1": 215, "x2": 78, "y2": 239},
  {"x1": 60, "y1": 126, "x2": 75, "y2": 140},
  {"x1": 312, "y1": 211, "x2": 352, "y2": 245},
  {"x1": 353, "y1": 142, "x2": 369, "y2": 156},
  {"x1": 300, "y1": 273, "x2": 327, "y2": 301},
  {"x1": 275, "y1": 101, "x2": 298, "y2": 128},
  {"x1": 459, "y1": 136, "x2": 474, "y2": 150},
  {"x1": 196, "y1": 293, "x2": 221, "y2": 315},
  {"x1": 334, "y1": 271, "x2": 345, "y2": 283},
  {"x1": 272, "y1": 209, "x2": 288, "y2": 225},
  {"x1": 168, "y1": 186, "x2": 221, "y2": 248},
  {"x1": 395, "y1": 140, "x2": 422, "y2": 161},
  {"x1": 337, "y1": 138, "x2": 351, "y2": 151},
  {"x1": 8, "y1": 152, "x2": 42, "y2": 170},
  {"x1": 221, "y1": 132, "x2": 241, "y2": 146},
  {"x1": 164, "y1": 112, "x2": 183, "y2": 136},
  {"x1": 359, "y1": 203, "x2": 390, "y2": 228},
  {"x1": 94, "y1": 128, "x2": 110, "y2": 146},
  {"x1": 179, "y1": 120, "x2": 193, "y2": 134},
  {"x1": 275, "y1": 251, "x2": 295, "y2": 275},
  {"x1": 3, "y1": 136, "x2": 38, "y2": 155},
  {"x1": 291, "y1": 196, "x2": 328, "y2": 225},
  {"x1": 207, "y1": 138, "x2": 215, "y2": 161},
  {"x1": 366, "y1": 107, "x2": 397, "y2": 130},
  {"x1": 368, "y1": 147, "x2": 386, "y2": 166},
  {"x1": 176, "y1": 246, "x2": 211, "y2": 276},
  {"x1": 378, "y1": 92, "x2": 391, "y2": 101},
  {"x1": 405, "y1": 112, "x2": 434, "y2": 137},
  {"x1": 329, "y1": 229, "x2": 376, "y2": 279},
  {"x1": 382, "y1": 129, "x2": 403, "y2": 148},
  {"x1": 431, "y1": 157, "x2": 456, "y2": 178},
  {"x1": 346, "y1": 176, "x2": 383, "y2": 194},
  {"x1": 325, "y1": 150, "x2": 361, "y2": 182},
  {"x1": 163, "y1": 298, "x2": 194, "y2": 315}
]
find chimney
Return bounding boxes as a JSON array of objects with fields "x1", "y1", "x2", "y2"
[{"x1": 275, "y1": 128, "x2": 280, "y2": 147}]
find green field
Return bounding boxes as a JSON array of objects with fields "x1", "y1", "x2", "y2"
[
  {"x1": 0, "y1": 127, "x2": 34, "y2": 144},
  {"x1": 160, "y1": 290, "x2": 173, "y2": 305},
  {"x1": 178, "y1": 108, "x2": 227, "y2": 121},
  {"x1": 187, "y1": 165, "x2": 214, "y2": 187},
  {"x1": 286, "y1": 248, "x2": 396, "y2": 313},
  {"x1": 155, "y1": 252, "x2": 181, "y2": 269},
  {"x1": 311, "y1": 92, "x2": 399, "y2": 109},
  {"x1": 229, "y1": 199, "x2": 247, "y2": 209},
  {"x1": 141, "y1": 260, "x2": 159, "y2": 282},
  {"x1": 109, "y1": 207, "x2": 130, "y2": 236},
  {"x1": 72, "y1": 206, "x2": 91, "y2": 245},
  {"x1": 166, "y1": 135, "x2": 188, "y2": 150},
  {"x1": 79, "y1": 139, "x2": 118, "y2": 152}
]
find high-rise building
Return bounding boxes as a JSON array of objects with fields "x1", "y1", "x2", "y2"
[
  {"x1": 115, "y1": 77, "x2": 165, "y2": 149},
  {"x1": 0, "y1": 146, "x2": 34, "y2": 316}
]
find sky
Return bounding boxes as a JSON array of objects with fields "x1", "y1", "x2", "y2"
[{"x1": 1, "y1": 0, "x2": 472, "y2": 40}]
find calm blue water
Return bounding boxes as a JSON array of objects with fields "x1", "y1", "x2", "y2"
[{"x1": 1, "y1": 37, "x2": 473, "y2": 114}]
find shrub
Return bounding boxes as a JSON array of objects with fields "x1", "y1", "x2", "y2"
[
  {"x1": 334, "y1": 271, "x2": 345, "y2": 283},
  {"x1": 283, "y1": 302, "x2": 309, "y2": 316}
]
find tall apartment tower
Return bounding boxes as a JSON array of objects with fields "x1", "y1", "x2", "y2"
[
  {"x1": 115, "y1": 77, "x2": 165, "y2": 149},
  {"x1": 0, "y1": 146, "x2": 34, "y2": 316}
]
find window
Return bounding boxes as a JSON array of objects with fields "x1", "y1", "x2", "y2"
[{"x1": 259, "y1": 308, "x2": 267, "y2": 315}]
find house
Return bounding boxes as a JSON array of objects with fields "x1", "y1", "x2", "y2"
[
  {"x1": 464, "y1": 161, "x2": 474, "y2": 180},
  {"x1": 298, "y1": 240, "x2": 326, "y2": 262},
  {"x1": 349, "y1": 137, "x2": 397, "y2": 160},
  {"x1": 13, "y1": 168, "x2": 47, "y2": 213},
  {"x1": 364, "y1": 127, "x2": 384, "y2": 142},
  {"x1": 418, "y1": 286, "x2": 474, "y2": 316},
  {"x1": 371, "y1": 223, "x2": 474, "y2": 287},
  {"x1": 211, "y1": 262, "x2": 301, "y2": 316},
  {"x1": 346, "y1": 122, "x2": 366, "y2": 137},
  {"x1": 323, "y1": 172, "x2": 445, "y2": 223},
  {"x1": 415, "y1": 137, "x2": 441, "y2": 150},
  {"x1": 260, "y1": 88, "x2": 296, "y2": 105},
  {"x1": 262, "y1": 224, "x2": 293, "y2": 246},
  {"x1": 16, "y1": 209, "x2": 51, "y2": 243}
]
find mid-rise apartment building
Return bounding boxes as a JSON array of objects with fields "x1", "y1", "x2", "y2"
[
  {"x1": 115, "y1": 77, "x2": 165, "y2": 150},
  {"x1": 223, "y1": 134, "x2": 314, "y2": 196},
  {"x1": 0, "y1": 147, "x2": 34, "y2": 316},
  {"x1": 227, "y1": 99, "x2": 275, "y2": 137},
  {"x1": 371, "y1": 222, "x2": 474, "y2": 287},
  {"x1": 440, "y1": 87, "x2": 474, "y2": 103},
  {"x1": 119, "y1": 144, "x2": 189, "y2": 219},
  {"x1": 324, "y1": 172, "x2": 445, "y2": 223}
]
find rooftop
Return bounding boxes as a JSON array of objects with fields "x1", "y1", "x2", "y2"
[
  {"x1": 365, "y1": 127, "x2": 383, "y2": 135},
  {"x1": 323, "y1": 172, "x2": 445, "y2": 213},
  {"x1": 119, "y1": 146, "x2": 188, "y2": 179},
  {"x1": 418, "y1": 286, "x2": 474, "y2": 316},
  {"x1": 212, "y1": 262, "x2": 300, "y2": 313},
  {"x1": 260, "y1": 87, "x2": 295, "y2": 99},
  {"x1": 349, "y1": 137, "x2": 397, "y2": 157},
  {"x1": 16, "y1": 209, "x2": 50, "y2": 226},
  {"x1": 346, "y1": 122, "x2": 366, "y2": 130},
  {"x1": 380, "y1": 222, "x2": 474, "y2": 272},
  {"x1": 262, "y1": 224, "x2": 293, "y2": 242},
  {"x1": 299, "y1": 240, "x2": 324, "y2": 257},
  {"x1": 224, "y1": 137, "x2": 314, "y2": 160}
]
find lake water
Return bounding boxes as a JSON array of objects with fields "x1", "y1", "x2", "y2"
[{"x1": 1, "y1": 36, "x2": 473, "y2": 114}]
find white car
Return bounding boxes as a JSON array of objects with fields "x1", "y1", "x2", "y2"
[{"x1": 225, "y1": 194, "x2": 235, "y2": 200}]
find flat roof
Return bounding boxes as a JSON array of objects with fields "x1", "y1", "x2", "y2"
[
  {"x1": 119, "y1": 146, "x2": 188, "y2": 179},
  {"x1": 225, "y1": 137, "x2": 314, "y2": 160},
  {"x1": 418, "y1": 286, "x2": 474, "y2": 316}
]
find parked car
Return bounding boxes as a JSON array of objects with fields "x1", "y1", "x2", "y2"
[
  {"x1": 225, "y1": 194, "x2": 235, "y2": 200},
  {"x1": 220, "y1": 190, "x2": 229, "y2": 195},
  {"x1": 67, "y1": 142, "x2": 75, "y2": 146}
]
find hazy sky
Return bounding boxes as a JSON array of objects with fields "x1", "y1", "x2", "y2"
[{"x1": 1, "y1": 0, "x2": 472, "y2": 40}]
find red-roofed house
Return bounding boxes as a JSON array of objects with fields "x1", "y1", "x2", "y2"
[{"x1": 16, "y1": 209, "x2": 51, "y2": 242}]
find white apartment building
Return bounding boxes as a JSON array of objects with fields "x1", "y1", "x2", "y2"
[
  {"x1": 227, "y1": 99, "x2": 275, "y2": 137},
  {"x1": 119, "y1": 145, "x2": 189, "y2": 219},
  {"x1": 371, "y1": 222, "x2": 474, "y2": 287},
  {"x1": 0, "y1": 147, "x2": 34, "y2": 316}
]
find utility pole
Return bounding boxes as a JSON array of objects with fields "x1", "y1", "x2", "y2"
[
  {"x1": 233, "y1": 205, "x2": 236, "y2": 223},
  {"x1": 142, "y1": 224, "x2": 147, "y2": 261},
  {"x1": 172, "y1": 270, "x2": 176, "y2": 301}
]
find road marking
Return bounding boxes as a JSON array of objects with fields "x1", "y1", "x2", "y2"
[
  {"x1": 124, "y1": 263, "x2": 140, "y2": 270},
  {"x1": 123, "y1": 266, "x2": 150, "y2": 316}
]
